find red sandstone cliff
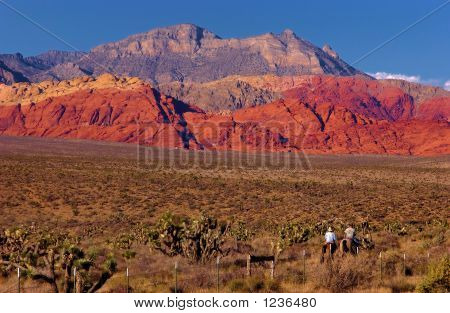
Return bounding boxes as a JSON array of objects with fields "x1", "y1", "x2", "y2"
[{"x1": 0, "y1": 75, "x2": 448, "y2": 155}]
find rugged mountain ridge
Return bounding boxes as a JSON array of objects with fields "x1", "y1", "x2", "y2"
[
  {"x1": 0, "y1": 75, "x2": 448, "y2": 155},
  {"x1": 80, "y1": 24, "x2": 365, "y2": 84},
  {"x1": 0, "y1": 24, "x2": 448, "y2": 155},
  {"x1": 0, "y1": 60, "x2": 29, "y2": 84},
  {"x1": 0, "y1": 51, "x2": 85, "y2": 83},
  {"x1": 0, "y1": 24, "x2": 364, "y2": 85}
]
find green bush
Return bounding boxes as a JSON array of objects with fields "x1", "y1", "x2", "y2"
[
  {"x1": 231, "y1": 221, "x2": 253, "y2": 242},
  {"x1": 416, "y1": 256, "x2": 450, "y2": 293}
]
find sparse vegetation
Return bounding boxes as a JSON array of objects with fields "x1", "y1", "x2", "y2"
[
  {"x1": 0, "y1": 137, "x2": 448, "y2": 292},
  {"x1": 416, "y1": 256, "x2": 450, "y2": 293},
  {"x1": 147, "y1": 212, "x2": 228, "y2": 263},
  {"x1": 0, "y1": 226, "x2": 117, "y2": 292}
]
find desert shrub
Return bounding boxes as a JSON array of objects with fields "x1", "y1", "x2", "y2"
[
  {"x1": 276, "y1": 223, "x2": 314, "y2": 256},
  {"x1": 417, "y1": 223, "x2": 447, "y2": 249},
  {"x1": 277, "y1": 223, "x2": 312, "y2": 251},
  {"x1": 416, "y1": 256, "x2": 450, "y2": 293},
  {"x1": 247, "y1": 277, "x2": 266, "y2": 292},
  {"x1": 376, "y1": 232, "x2": 400, "y2": 250},
  {"x1": 227, "y1": 277, "x2": 281, "y2": 293},
  {"x1": 113, "y1": 233, "x2": 136, "y2": 260},
  {"x1": 384, "y1": 222, "x2": 409, "y2": 236},
  {"x1": 382, "y1": 251, "x2": 402, "y2": 276},
  {"x1": 314, "y1": 257, "x2": 372, "y2": 292},
  {"x1": 230, "y1": 221, "x2": 253, "y2": 242},
  {"x1": 228, "y1": 279, "x2": 246, "y2": 292},
  {"x1": 278, "y1": 264, "x2": 305, "y2": 284},
  {"x1": 404, "y1": 254, "x2": 429, "y2": 276},
  {"x1": 387, "y1": 279, "x2": 415, "y2": 293}
]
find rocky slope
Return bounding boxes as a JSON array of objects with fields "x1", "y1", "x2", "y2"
[
  {"x1": 0, "y1": 75, "x2": 448, "y2": 155},
  {"x1": 159, "y1": 74, "x2": 450, "y2": 121},
  {"x1": 0, "y1": 60, "x2": 29, "y2": 84},
  {"x1": 0, "y1": 51, "x2": 85, "y2": 83},
  {"x1": 379, "y1": 79, "x2": 450, "y2": 106},
  {"x1": 0, "y1": 24, "x2": 364, "y2": 85},
  {"x1": 158, "y1": 78, "x2": 282, "y2": 112}
]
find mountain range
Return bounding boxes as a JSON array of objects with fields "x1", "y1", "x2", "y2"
[
  {"x1": 0, "y1": 24, "x2": 364, "y2": 85},
  {"x1": 0, "y1": 24, "x2": 448, "y2": 155}
]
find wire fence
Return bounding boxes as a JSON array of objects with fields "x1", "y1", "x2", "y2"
[{"x1": 0, "y1": 249, "x2": 442, "y2": 293}]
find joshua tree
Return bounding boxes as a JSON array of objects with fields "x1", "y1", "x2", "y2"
[
  {"x1": 148, "y1": 212, "x2": 185, "y2": 257},
  {"x1": 182, "y1": 214, "x2": 229, "y2": 263},
  {"x1": 0, "y1": 227, "x2": 116, "y2": 292},
  {"x1": 148, "y1": 212, "x2": 229, "y2": 263}
]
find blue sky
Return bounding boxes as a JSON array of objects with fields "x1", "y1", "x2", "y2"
[{"x1": 1, "y1": 0, "x2": 449, "y2": 88}]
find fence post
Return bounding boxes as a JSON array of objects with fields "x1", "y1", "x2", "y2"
[
  {"x1": 303, "y1": 250, "x2": 306, "y2": 286},
  {"x1": 174, "y1": 262, "x2": 178, "y2": 293},
  {"x1": 73, "y1": 267, "x2": 77, "y2": 293},
  {"x1": 270, "y1": 260, "x2": 275, "y2": 279},
  {"x1": 246, "y1": 255, "x2": 251, "y2": 277},
  {"x1": 126, "y1": 267, "x2": 129, "y2": 293},
  {"x1": 379, "y1": 251, "x2": 383, "y2": 283},
  {"x1": 17, "y1": 267, "x2": 20, "y2": 293},
  {"x1": 216, "y1": 256, "x2": 220, "y2": 293},
  {"x1": 403, "y1": 253, "x2": 406, "y2": 276}
]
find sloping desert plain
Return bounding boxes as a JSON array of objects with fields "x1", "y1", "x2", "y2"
[{"x1": 0, "y1": 136, "x2": 448, "y2": 292}]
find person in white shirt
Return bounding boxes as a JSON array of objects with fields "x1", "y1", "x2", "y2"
[
  {"x1": 325, "y1": 227, "x2": 337, "y2": 245},
  {"x1": 321, "y1": 226, "x2": 338, "y2": 262},
  {"x1": 343, "y1": 224, "x2": 359, "y2": 254},
  {"x1": 344, "y1": 225, "x2": 355, "y2": 240}
]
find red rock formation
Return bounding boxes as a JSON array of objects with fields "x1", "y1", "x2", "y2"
[
  {"x1": 184, "y1": 97, "x2": 449, "y2": 155},
  {"x1": 0, "y1": 87, "x2": 205, "y2": 150},
  {"x1": 0, "y1": 77, "x2": 449, "y2": 156},
  {"x1": 416, "y1": 97, "x2": 450, "y2": 122}
]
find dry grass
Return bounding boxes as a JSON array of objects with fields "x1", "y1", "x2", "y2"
[{"x1": 0, "y1": 136, "x2": 449, "y2": 293}]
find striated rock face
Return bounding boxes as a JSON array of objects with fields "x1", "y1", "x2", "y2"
[
  {"x1": 0, "y1": 75, "x2": 448, "y2": 155},
  {"x1": 0, "y1": 24, "x2": 365, "y2": 85},
  {"x1": 0, "y1": 73, "x2": 150, "y2": 106}
]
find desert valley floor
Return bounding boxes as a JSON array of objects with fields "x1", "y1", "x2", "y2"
[{"x1": 0, "y1": 136, "x2": 448, "y2": 292}]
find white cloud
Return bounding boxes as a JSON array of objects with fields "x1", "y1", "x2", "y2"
[
  {"x1": 368, "y1": 72, "x2": 421, "y2": 83},
  {"x1": 444, "y1": 80, "x2": 450, "y2": 91},
  {"x1": 368, "y1": 72, "x2": 450, "y2": 91}
]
